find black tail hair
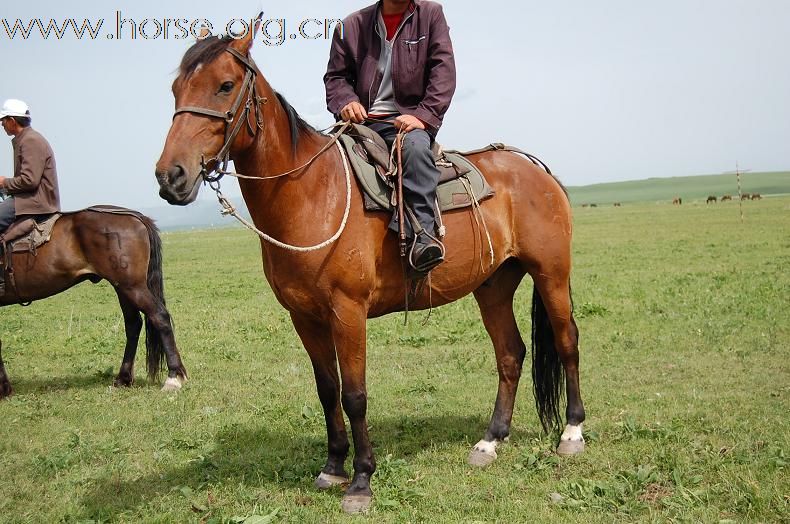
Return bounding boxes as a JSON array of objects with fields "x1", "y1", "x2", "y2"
[
  {"x1": 531, "y1": 285, "x2": 565, "y2": 433},
  {"x1": 140, "y1": 215, "x2": 168, "y2": 381}
]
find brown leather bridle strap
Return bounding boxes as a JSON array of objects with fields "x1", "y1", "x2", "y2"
[{"x1": 172, "y1": 47, "x2": 267, "y2": 182}]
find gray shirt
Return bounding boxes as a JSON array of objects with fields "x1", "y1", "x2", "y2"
[{"x1": 369, "y1": 10, "x2": 408, "y2": 115}]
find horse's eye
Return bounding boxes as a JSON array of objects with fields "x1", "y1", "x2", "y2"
[{"x1": 219, "y1": 81, "x2": 234, "y2": 93}]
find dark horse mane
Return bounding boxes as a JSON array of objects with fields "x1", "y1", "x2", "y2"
[{"x1": 178, "y1": 36, "x2": 319, "y2": 153}]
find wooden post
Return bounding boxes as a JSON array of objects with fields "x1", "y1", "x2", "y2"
[{"x1": 736, "y1": 162, "x2": 744, "y2": 223}]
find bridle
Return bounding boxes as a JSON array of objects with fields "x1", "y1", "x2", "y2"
[
  {"x1": 166, "y1": 45, "x2": 356, "y2": 252},
  {"x1": 172, "y1": 47, "x2": 268, "y2": 184}
]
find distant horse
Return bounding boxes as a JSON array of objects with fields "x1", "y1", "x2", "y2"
[
  {"x1": 751, "y1": 193, "x2": 762, "y2": 200},
  {"x1": 706, "y1": 195, "x2": 717, "y2": 204},
  {"x1": 721, "y1": 194, "x2": 733, "y2": 202},
  {"x1": 155, "y1": 24, "x2": 585, "y2": 513},
  {"x1": 0, "y1": 208, "x2": 187, "y2": 399},
  {"x1": 613, "y1": 202, "x2": 622, "y2": 207},
  {"x1": 672, "y1": 197, "x2": 682, "y2": 205},
  {"x1": 740, "y1": 193, "x2": 751, "y2": 201}
]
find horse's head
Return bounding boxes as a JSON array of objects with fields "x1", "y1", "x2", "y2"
[{"x1": 155, "y1": 17, "x2": 265, "y2": 205}]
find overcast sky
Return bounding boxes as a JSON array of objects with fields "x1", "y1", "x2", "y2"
[{"x1": 1, "y1": 0, "x2": 788, "y2": 210}]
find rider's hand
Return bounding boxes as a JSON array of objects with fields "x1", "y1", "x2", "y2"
[
  {"x1": 394, "y1": 114, "x2": 426, "y2": 133},
  {"x1": 340, "y1": 102, "x2": 368, "y2": 124},
  {"x1": 0, "y1": 176, "x2": 5, "y2": 188}
]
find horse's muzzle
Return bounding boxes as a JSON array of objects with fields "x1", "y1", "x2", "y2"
[{"x1": 155, "y1": 164, "x2": 199, "y2": 205}]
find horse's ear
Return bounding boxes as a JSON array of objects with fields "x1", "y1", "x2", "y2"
[{"x1": 230, "y1": 12, "x2": 263, "y2": 54}]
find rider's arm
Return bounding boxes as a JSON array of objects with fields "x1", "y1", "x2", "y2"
[
  {"x1": 4, "y1": 137, "x2": 46, "y2": 194},
  {"x1": 324, "y1": 23, "x2": 361, "y2": 120}
]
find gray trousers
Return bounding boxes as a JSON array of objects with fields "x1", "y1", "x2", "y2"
[
  {"x1": 0, "y1": 197, "x2": 15, "y2": 234},
  {"x1": 367, "y1": 122, "x2": 440, "y2": 238}
]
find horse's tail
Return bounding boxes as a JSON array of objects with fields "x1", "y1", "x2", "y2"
[
  {"x1": 139, "y1": 214, "x2": 168, "y2": 381},
  {"x1": 531, "y1": 285, "x2": 565, "y2": 434}
]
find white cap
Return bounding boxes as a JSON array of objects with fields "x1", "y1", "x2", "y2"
[{"x1": 0, "y1": 99, "x2": 30, "y2": 119}]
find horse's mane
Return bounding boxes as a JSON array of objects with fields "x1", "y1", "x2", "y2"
[
  {"x1": 179, "y1": 36, "x2": 233, "y2": 78},
  {"x1": 274, "y1": 93, "x2": 320, "y2": 154},
  {"x1": 179, "y1": 36, "x2": 320, "y2": 154}
]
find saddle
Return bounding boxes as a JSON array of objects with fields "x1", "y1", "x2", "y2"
[
  {"x1": 339, "y1": 124, "x2": 495, "y2": 214},
  {"x1": 1, "y1": 213, "x2": 60, "y2": 255}
]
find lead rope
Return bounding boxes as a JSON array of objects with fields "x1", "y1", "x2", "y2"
[{"x1": 209, "y1": 141, "x2": 353, "y2": 252}]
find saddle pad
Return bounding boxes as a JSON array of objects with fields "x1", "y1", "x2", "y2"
[
  {"x1": 339, "y1": 134, "x2": 494, "y2": 213},
  {"x1": 10, "y1": 213, "x2": 61, "y2": 253}
]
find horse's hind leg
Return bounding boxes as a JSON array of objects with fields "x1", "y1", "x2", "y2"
[
  {"x1": 117, "y1": 287, "x2": 187, "y2": 389},
  {"x1": 469, "y1": 259, "x2": 528, "y2": 466},
  {"x1": 290, "y1": 313, "x2": 350, "y2": 490},
  {"x1": 113, "y1": 294, "x2": 143, "y2": 387},
  {"x1": 532, "y1": 271, "x2": 586, "y2": 456},
  {"x1": 0, "y1": 341, "x2": 13, "y2": 398}
]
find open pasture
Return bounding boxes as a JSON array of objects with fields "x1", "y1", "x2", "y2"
[{"x1": 0, "y1": 196, "x2": 787, "y2": 522}]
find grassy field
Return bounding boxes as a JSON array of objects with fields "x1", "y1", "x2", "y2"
[
  {"x1": 567, "y1": 170, "x2": 789, "y2": 206},
  {"x1": 0, "y1": 195, "x2": 788, "y2": 523}
]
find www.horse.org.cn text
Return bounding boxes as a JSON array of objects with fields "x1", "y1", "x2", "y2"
[{"x1": 1, "y1": 12, "x2": 345, "y2": 45}]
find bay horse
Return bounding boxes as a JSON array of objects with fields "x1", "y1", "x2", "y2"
[
  {"x1": 155, "y1": 26, "x2": 584, "y2": 513},
  {"x1": 0, "y1": 208, "x2": 188, "y2": 398}
]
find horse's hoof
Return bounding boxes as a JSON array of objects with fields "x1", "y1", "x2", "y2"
[
  {"x1": 314, "y1": 472, "x2": 349, "y2": 490},
  {"x1": 556, "y1": 439, "x2": 585, "y2": 456},
  {"x1": 0, "y1": 383, "x2": 12, "y2": 399},
  {"x1": 468, "y1": 439, "x2": 499, "y2": 467},
  {"x1": 161, "y1": 376, "x2": 182, "y2": 392},
  {"x1": 341, "y1": 494, "x2": 372, "y2": 514},
  {"x1": 113, "y1": 376, "x2": 133, "y2": 388},
  {"x1": 468, "y1": 448, "x2": 497, "y2": 467}
]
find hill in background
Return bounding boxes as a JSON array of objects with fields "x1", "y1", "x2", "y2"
[
  {"x1": 566, "y1": 171, "x2": 788, "y2": 206},
  {"x1": 143, "y1": 171, "x2": 789, "y2": 229}
]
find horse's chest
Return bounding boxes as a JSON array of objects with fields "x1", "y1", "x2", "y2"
[{"x1": 265, "y1": 270, "x2": 324, "y2": 316}]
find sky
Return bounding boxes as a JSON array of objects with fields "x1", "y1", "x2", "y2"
[{"x1": 1, "y1": 0, "x2": 788, "y2": 211}]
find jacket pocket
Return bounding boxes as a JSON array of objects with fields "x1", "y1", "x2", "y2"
[{"x1": 400, "y1": 35, "x2": 427, "y2": 73}]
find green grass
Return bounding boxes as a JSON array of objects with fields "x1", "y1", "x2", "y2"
[
  {"x1": 567, "y1": 170, "x2": 790, "y2": 205},
  {"x1": 0, "y1": 196, "x2": 788, "y2": 523}
]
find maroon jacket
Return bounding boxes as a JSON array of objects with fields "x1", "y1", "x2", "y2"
[
  {"x1": 324, "y1": 0, "x2": 456, "y2": 133},
  {"x1": 6, "y1": 127, "x2": 60, "y2": 216}
]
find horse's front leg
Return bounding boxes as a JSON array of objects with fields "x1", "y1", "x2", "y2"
[
  {"x1": 328, "y1": 297, "x2": 375, "y2": 514},
  {"x1": 290, "y1": 312, "x2": 350, "y2": 489},
  {"x1": 0, "y1": 341, "x2": 13, "y2": 398}
]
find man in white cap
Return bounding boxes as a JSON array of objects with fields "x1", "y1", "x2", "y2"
[{"x1": 0, "y1": 99, "x2": 61, "y2": 236}]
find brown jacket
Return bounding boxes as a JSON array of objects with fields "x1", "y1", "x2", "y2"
[
  {"x1": 324, "y1": 0, "x2": 456, "y2": 132},
  {"x1": 6, "y1": 127, "x2": 60, "y2": 215}
]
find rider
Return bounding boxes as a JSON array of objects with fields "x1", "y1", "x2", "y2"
[
  {"x1": 0, "y1": 99, "x2": 61, "y2": 236},
  {"x1": 324, "y1": 0, "x2": 456, "y2": 273}
]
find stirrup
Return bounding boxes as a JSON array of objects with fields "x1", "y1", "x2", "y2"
[{"x1": 408, "y1": 234, "x2": 445, "y2": 274}]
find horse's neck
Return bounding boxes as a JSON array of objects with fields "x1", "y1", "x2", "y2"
[{"x1": 231, "y1": 101, "x2": 338, "y2": 239}]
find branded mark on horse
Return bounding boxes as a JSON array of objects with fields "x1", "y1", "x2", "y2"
[
  {"x1": 0, "y1": 208, "x2": 187, "y2": 398},
  {"x1": 155, "y1": 20, "x2": 584, "y2": 513}
]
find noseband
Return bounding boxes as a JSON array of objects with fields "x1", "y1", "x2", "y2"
[{"x1": 172, "y1": 47, "x2": 268, "y2": 183}]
